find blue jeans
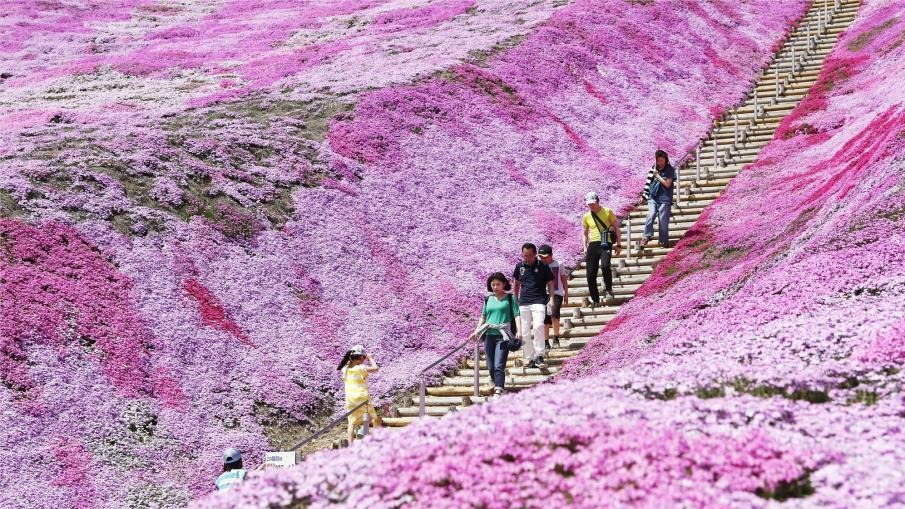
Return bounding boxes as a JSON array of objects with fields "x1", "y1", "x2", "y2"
[
  {"x1": 644, "y1": 198, "x2": 672, "y2": 245},
  {"x1": 483, "y1": 334, "x2": 509, "y2": 388}
]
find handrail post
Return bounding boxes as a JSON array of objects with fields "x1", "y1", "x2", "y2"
[
  {"x1": 695, "y1": 144, "x2": 701, "y2": 182},
  {"x1": 626, "y1": 215, "x2": 632, "y2": 260},
  {"x1": 753, "y1": 88, "x2": 759, "y2": 120},
  {"x1": 418, "y1": 379, "x2": 426, "y2": 417},
  {"x1": 472, "y1": 340, "x2": 480, "y2": 398},
  {"x1": 791, "y1": 43, "x2": 796, "y2": 75},
  {"x1": 675, "y1": 162, "x2": 681, "y2": 205},
  {"x1": 733, "y1": 110, "x2": 739, "y2": 145},
  {"x1": 774, "y1": 66, "x2": 779, "y2": 100},
  {"x1": 712, "y1": 138, "x2": 717, "y2": 170}
]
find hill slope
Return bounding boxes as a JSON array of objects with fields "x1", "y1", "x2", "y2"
[
  {"x1": 193, "y1": 1, "x2": 905, "y2": 507},
  {"x1": 0, "y1": 1, "x2": 808, "y2": 506}
]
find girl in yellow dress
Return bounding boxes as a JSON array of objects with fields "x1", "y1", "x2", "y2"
[{"x1": 338, "y1": 344, "x2": 380, "y2": 443}]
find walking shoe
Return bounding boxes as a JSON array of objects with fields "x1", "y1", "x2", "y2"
[
  {"x1": 526, "y1": 359, "x2": 537, "y2": 369},
  {"x1": 552, "y1": 337, "x2": 561, "y2": 349},
  {"x1": 590, "y1": 300, "x2": 600, "y2": 309},
  {"x1": 604, "y1": 290, "x2": 616, "y2": 301},
  {"x1": 640, "y1": 237, "x2": 650, "y2": 247},
  {"x1": 535, "y1": 356, "x2": 548, "y2": 369},
  {"x1": 493, "y1": 387, "x2": 503, "y2": 398},
  {"x1": 513, "y1": 358, "x2": 524, "y2": 368},
  {"x1": 545, "y1": 339, "x2": 551, "y2": 351},
  {"x1": 582, "y1": 297, "x2": 592, "y2": 308}
]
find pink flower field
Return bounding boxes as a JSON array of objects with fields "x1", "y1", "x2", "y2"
[
  {"x1": 192, "y1": 0, "x2": 905, "y2": 507},
  {"x1": 7, "y1": 0, "x2": 903, "y2": 507}
]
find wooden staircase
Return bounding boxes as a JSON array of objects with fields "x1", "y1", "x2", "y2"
[{"x1": 380, "y1": 0, "x2": 861, "y2": 427}]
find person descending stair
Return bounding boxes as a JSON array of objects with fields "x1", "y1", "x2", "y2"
[
  {"x1": 641, "y1": 150, "x2": 675, "y2": 248},
  {"x1": 582, "y1": 192, "x2": 622, "y2": 306},
  {"x1": 512, "y1": 243, "x2": 554, "y2": 369},
  {"x1": 338, "y1": 345, "x2": 381, "y2": 444},
  {"x1": 468, "y1": 272, "x2": 523, "y2": 397},
  {"x1": 539, "y1": 244, "x2": 568, "y2": 350}
]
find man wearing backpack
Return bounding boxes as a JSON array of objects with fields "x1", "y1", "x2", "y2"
[
  {"x1": 582, "y1": 192, "x2": 622, "y2": 306},
  {"x1": 512, "y1": 243, "x2": 555, "y2": 368},
  {"x1": 641, "y1": 149, "x2": 676, "y2": 248}
]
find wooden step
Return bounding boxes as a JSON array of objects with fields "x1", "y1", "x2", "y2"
[
  {"x1": 382, "y1": 416, "x2": 421, "y2": 427},
  {"x1": 441, "y1": 374, "x2": 551, "y2": 386}
]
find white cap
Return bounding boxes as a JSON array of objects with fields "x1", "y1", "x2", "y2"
[
  {"x1": 584, "y1": 191, "x2": 599, "y2": 204},
  {"x1": 223, "y1": 447, "x2": 242, "y2": 463},
  {"x1": 350, "y1": 344, "x2": 365, "y2": 356}
]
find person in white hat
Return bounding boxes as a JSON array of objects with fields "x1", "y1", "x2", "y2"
[
  {"x1": 581, "y1": 191, "x2": 622, "y2": 305},
  {"x1": 215, "y1": 448, "x2": 247, "y2": 491},
  {"x1": 337, "y1": 345, "x2": 380, "y2": 443}
]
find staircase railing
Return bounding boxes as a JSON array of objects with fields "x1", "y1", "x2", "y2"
[
  {"x1": 416, "y1": 322, "x2": 491, "y2": 417},
  {"x1": 288, "y1": 399, "x2": 373, "y2": 454}
]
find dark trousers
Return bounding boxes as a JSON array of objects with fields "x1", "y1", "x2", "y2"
[
  {"x1": 586, "y1": 241, "x2": 613, "y2": 303},
  {"x1": 483, "y1": 334, "x2": 509, "y2": 388}
]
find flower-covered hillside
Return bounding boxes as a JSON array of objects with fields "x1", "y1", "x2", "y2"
[
  {"x1": 0, "y1": 1, "x2": 808, "y2": 507},
  {"x1": 193, "y1": 1, "x2": 905, "y2": 507}
]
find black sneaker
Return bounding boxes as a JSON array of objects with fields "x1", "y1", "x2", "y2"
[
  {"x1": 535, "y1": 356, "x2": 548, "y2": 368},
  {"x1": 526, "y1": 359, "x2": 537, "y2": 369},
  {"x1": 545, "y1": 339, "x2": 551, "y2": 350},
  {"x1": 552, "y1": 338, "x2": 561, "y2": 349}
]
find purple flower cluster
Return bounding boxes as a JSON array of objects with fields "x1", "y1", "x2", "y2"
[
  {"x1": 0, "y1": 0, "x2": 811, "y2": 507},
  {"x1": 195, "y1": 381, "x2": 824, "y2": 509}
]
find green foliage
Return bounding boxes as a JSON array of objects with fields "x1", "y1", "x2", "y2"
[{"x1": 757, "y1": 471, "x2": 815, "y2": 501}]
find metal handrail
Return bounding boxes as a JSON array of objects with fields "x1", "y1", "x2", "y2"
[
  {"x1": 417, "y1": 323, "x2": 491, "y2": 416},
  {"x1": 288, "y1": 399, "x2": 371, "y2": 453},
  {"x1": 418, "y1": 335, "x2": 476, "y2": 375}
]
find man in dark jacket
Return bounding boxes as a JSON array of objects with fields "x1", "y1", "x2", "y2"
[{"x1": 642, "y1": 149, "x2": 675, "y2": 248}]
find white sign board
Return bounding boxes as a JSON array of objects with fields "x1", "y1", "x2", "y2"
[{"x1": 263, "y1": 451, "x2": 296, "y2": 469}]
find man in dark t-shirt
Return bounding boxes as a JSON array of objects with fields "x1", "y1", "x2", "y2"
[
  {"x1": 642, "y1": 149, "x2": 676, "y2": 248},
  {"x1": 512, "y1": 243, "x2": 554, "y2": 368}
]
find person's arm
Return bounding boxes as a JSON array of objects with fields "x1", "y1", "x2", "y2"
[
  {"x1": 512, "y1": 298, "x2": 522, "y2": 338},
  {"x1": 365, "y1": 354, "x2": 379, "y2": 373},
  {"x1": 468, "y1": 314, "x2": 487, "y2": 340},
  {"x1": 512, "y1": 280, "x2": 521, "y2": 299},
  {"x1": 468, "y1": 301, "x2": 488, "y2": 339},
  {"x1": 582, "y1": 220, "x2": 590, "y2": 254},
  {"x1": 655, "y1": 168, "x2": 674, "y2": 188},
  {"x1": 561, "y1": 271, "x2": 569, "y2": 304}
]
